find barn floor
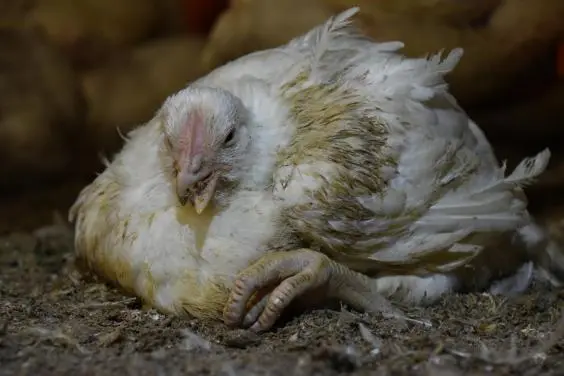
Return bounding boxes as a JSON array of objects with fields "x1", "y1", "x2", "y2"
[{"x1": 1, "y1": 183, "x2": 564, "y2": 376}]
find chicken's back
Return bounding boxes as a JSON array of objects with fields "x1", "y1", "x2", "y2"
[{"x1": 265, "y1": 8, "x2": 552, "y2": 299}]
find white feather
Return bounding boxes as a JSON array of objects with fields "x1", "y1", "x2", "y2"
[
  {"x1": 70, "y1": 7, "x2": 559, "y2": 318},
  {"x1": 189, "y1": 7, "x2": 556, "y2": 300}
]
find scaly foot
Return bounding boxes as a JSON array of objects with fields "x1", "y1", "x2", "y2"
[{"x1": 223, "y1": 248, "x2": 400, "y2": 332}]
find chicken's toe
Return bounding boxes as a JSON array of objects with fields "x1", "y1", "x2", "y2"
[
  {"x1": 248, "y1": 266, "x2": 330, "y2": 331},
  {"x1": 224, "y1": 248, "x2": 403, "y2": 331},
  {"x1": 242, "y1": 294, "x2": 269, "y2": 328},
  {"x1": 223, "y1": 249, "x2": 332, "y2": 330}
]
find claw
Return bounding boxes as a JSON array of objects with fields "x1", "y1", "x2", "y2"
[
  {"x1": 224, "y1": 249, "x2": 331, "y2": 331},
  {"x1": 223, "y1": 248, "x2": 400, "y2": 332}
]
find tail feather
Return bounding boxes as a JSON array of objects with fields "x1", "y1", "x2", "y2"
[
  {"x1": 415, "y1": 213, "x2": 525, "y2": 233},
  {"x1": 504, "y1": 148, "x2": 551, "y2": 186},
  {"x1": 478, "y1": 148, "x2": 551, "y2": 196},
  {"x1": 417, "y1": 149, "x2": 551, "y2": 234},
  {"x1": 428, "y1": 191, "x2": 514, "y2": 216}
]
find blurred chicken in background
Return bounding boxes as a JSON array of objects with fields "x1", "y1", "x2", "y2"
[{"x1": 0, "y1": 0, "x2": 563, "y2": 236}]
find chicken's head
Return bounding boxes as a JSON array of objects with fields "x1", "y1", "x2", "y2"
[{"x1": 161, "y1": 86, "x2": 251, "y2": 213}]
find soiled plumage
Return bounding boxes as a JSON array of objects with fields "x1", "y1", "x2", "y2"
[
  {"x1": 70, "y1": 7, "x2": 560, "y2": 332},
  {"x1": 69, "y1": 121, "x2": 297, "y2": 322},
  {"x1": 272, "y1": 14, "x2": 549, "y2": 277}
]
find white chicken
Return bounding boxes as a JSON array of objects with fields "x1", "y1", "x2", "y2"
[{"x1": 70, "y1": 7, "x2": 560, "y2": 332}]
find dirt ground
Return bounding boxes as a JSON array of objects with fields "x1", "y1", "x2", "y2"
[{"x1": 1, "y1": 184, "x2": 564, "y2": 376}]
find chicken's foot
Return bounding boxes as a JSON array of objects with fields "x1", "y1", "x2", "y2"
[{"x1": 223, "y1": 248, "x2": 400, "y2": 331}]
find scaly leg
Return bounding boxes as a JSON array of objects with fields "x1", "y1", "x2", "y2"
[{"x1": 223, "y1": 248, "x2": 400, "y2": 332}]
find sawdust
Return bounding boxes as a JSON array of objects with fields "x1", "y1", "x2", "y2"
[{"x1": 1, "y1": 183, "x2": 564, "y2": 376}]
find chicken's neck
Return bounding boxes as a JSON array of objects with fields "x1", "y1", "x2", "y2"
[{"x1": 218, "y1": 80, "x2": 296, "y2": 194}]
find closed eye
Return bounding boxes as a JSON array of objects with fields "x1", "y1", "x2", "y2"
[{"x1": 224, "y1": 129, "x2": 235, "y2": 145}]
